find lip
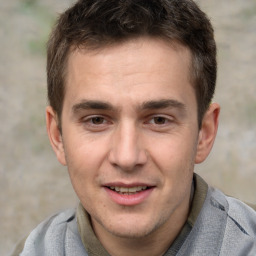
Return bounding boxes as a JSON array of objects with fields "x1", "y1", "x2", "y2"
[{"x1": 103, "y1": 183, "x2": 155, "y2": 206}]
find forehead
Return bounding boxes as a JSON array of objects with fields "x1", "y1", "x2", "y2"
[
  {"x1": 64, "y1": 37, "x2": 195, "y2": 109},
  {"x1": 67, "y1": 37, "x2": 192, "y2": 76}
]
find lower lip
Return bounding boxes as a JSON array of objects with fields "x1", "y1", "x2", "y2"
[{"x1": 104, "y1": 187, "x2": 154, "y2": 206}]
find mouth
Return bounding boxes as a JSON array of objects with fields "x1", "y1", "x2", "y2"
[
  {"x1": 107, "y1": 186, "x2": 149, "y2": 195},
  {"x1": 104, "y1": 184, "x2": 154, "y2": 206}
]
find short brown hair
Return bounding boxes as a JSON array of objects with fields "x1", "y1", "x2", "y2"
[{"x1": 47, "y1": 0, "x2": 216, "y2": 128}]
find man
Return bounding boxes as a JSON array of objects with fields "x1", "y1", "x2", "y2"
[{"x1": 11, "y1": 0, "x2": 256, "y2": 255}]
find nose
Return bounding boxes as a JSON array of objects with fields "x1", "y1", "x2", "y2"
[{"x1": 108, "y1": 122, "x2": 147, "y2": 171}]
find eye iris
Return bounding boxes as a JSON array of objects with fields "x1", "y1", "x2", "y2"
[
  {"x1": 92, "y1": 117, "x2": 104, "y2": 124},
  {"x1": 154, "y1": 117, "x2": 166, "y2": 124}
]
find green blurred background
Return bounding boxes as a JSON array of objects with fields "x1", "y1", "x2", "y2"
[{"x1": 1, "y1": 0, "x2": 255, "y2": 254}]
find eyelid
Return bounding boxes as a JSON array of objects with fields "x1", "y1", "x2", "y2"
[
  {"x1": 81, "y1": 115, "x2": 113, "y2": 129},
  {"x1": 145, "y1": 114, "x2": 174, "y2": 124}
]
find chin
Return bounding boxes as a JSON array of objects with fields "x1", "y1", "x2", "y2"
[
  {"x1": 109, "y1": 226, "x2": 155, "y2": 239},
  {"x1": 101, "y1": 216, "x2": 165, "y2": 240}
]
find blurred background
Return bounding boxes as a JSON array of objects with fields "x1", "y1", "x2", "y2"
[{"x1": 1, "y1": 0, "x2": 255, "y2": 254}]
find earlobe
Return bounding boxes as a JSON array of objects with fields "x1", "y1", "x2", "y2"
[
  {"x1": 46, "y1": 106, "x2": 67, "y2": 166},
  {"x1": 195, "y1": 103, "x2": 220, "y2": 164}
]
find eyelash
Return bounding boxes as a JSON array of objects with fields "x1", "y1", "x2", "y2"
[
  {"x1": 82, "y1": 115, "x2": 110, "y2": 126},
  {"x1": 81, "y1": 114, "x2": 174, "y2": 132},
  {"x1": 147, "y1": 116, "x2": 172, "y2": 125}
]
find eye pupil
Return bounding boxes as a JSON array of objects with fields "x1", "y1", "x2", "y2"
[
  {"x1": 154, "y1": 117, "x2": 166, "y2": 124},
  {"x1": 92, "y1": 117, "x2": 104, "y2": 124}
]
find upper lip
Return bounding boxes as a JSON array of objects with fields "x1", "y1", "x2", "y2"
[{"x1": 103, "y1": 182, "x2": 155, "y2": 188}]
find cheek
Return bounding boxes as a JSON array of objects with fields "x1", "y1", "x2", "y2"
[
  {"x1": 64, "y1": 132, "x2": 108, "y2": 167},
  {"x1": 149, "y1": 134, "x2": 197, "y2": 169},
  {"x1": 64, "y1": 144, "x2": 102, "y2": 210},
  {"x1": 63, "y1": 137, "x2": 106, "y2": 191},
  {"x1": 148, "y1": 134, "x2": 197, "y2": 196}
]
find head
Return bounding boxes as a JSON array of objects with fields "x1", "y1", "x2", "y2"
[
  {"x1": 46, "y1": 0, "x2": 219, "y2": 252},
  {"x1": 47, "y1": 0, "x2": 216, "y2": 130}
]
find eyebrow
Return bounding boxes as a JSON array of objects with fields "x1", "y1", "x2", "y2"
[
  {"x1": 140, "y1": 99, "x2": 186, "y2": 111},
  {"x1": 72, "y1": 99, "x2": 186, "y2": 114},
  {"x1": 72, "y1": 100, "x2": 114, "y2": 113}
]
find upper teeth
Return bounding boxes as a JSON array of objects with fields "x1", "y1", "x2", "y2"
[{"x1": 110, "y1": 186, "x2": 147, "y2": 193}]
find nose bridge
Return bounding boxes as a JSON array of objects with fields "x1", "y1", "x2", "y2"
[{"x1": 109, "y1": 120, "x2": 146, "y2": 170}]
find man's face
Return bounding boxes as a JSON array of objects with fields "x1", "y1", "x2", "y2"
[{"x1": 49, "y1": 38, "x2": 204, "y2": 239}]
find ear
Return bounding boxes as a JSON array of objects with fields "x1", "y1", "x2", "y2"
[
  {"x1": 46, "y1": 106, "x2": 67, "y2": 166},
  {"x1": 195, "y1": 103, "x2": 220, "y2": 164}
]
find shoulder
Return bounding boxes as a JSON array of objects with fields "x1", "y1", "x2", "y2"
[
  {"x1": 225, "y1": 195, "x2": 256, "y2": 236},
  {"x1": 207, "y1": 186, "x2": 256, "y2": 254},
  {"x1": 10, "y1": 208, "x2": 87, "y2": 256},
  {"x1": 180, "y1": 176, "x2": 256, "y2": 255},
  {"x1": 193, "y1": 173, "x2": 256, "y2": 234},
  {"x1": 206, "y1": 186, "x2": 256, "y2": 234},
  {"x1": 192, "y1": 174, "x2": 256, "y2": 234},
  {"x1": 208, "y1": 187, "x2": 256, "y2": 229},
  {"x1": 25, "y1": 208, "x2": 77, "y2": 245}
]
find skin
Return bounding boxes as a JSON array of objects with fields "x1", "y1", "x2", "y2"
[{"x1": 46, "y1": 37, "x2": 220, "y2": 256}]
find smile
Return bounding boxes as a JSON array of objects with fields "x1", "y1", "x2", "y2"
[
  {"x1": 109, "y1": 186, "x2": 148, "y2": 194},
  {"x1": 104, "y1": 185, "x2": 154, "y2": 206}
]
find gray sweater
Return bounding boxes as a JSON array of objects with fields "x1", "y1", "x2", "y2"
[{"x1": 11, "y1": 175, "x2": 256, "y2": 256}]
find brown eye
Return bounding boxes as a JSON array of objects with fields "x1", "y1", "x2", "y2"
[
  {"x1": 153, "y1": 116, "x2": 167, "y2": 124},
  {"x1": 91, "y1": 117, "x2": 105, "y2": 124}
]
